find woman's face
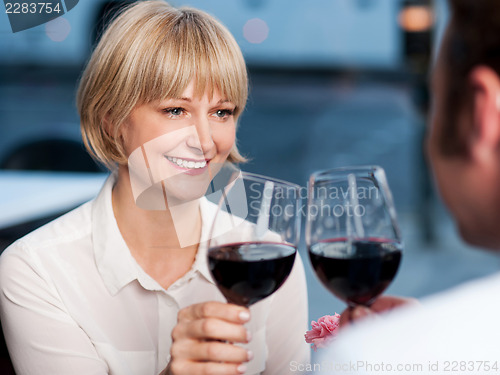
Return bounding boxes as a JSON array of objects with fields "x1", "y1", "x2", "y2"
[{"x1": 121, "y1": 80, "x2": 237, "y2": 205}]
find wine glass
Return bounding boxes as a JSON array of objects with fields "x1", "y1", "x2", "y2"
[
  {"x1": 207, "y1": 172, "x2": 301, "y2": 307},
  {"x1": 306, "y1": 166, "x2": 403, "y2": 309}
]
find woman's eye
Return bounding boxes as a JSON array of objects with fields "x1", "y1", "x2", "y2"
[
  {"x1": 163, "y1": 107, "x2": 185, "y2": 117},
  {"x1": 214, "y1": 109, "x2": 234, "y2": 119}
]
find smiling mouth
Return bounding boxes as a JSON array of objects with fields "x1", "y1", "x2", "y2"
[{"x1": 166, "y1": 156, "x2": 208, "y2": 169}]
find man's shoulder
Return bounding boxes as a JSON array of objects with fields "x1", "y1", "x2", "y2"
[{"x1": 321, "y1": 274, "x2": 500, "y2": 373}]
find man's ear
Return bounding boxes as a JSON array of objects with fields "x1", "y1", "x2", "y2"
[{"x1": 468, "y1": 66, "x2": 500, "y2": 162}]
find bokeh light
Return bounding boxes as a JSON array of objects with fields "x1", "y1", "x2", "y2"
[
  {"x1": 398, "y1": 5, "x2": 434, "y2": 32},
  {"x1": 243, "y1": 18, "x2": 269, "y2": 44},
  {"x1": 45, "y1": 17, "x2": 71, "y2": 42}
]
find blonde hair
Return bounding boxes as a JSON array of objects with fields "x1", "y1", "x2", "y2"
[{"x1": 77, "y1": 0, "x2": 248, "y2": 169}]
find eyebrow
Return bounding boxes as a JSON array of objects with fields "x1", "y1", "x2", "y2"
[{"x1": 173, "y1": 97, "x2": 232, "y2": 105}]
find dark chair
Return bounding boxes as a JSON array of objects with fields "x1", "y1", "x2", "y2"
[
  {"x1": 0, "y1": 328, "x2": 15, "y2": 375},
  {"x1": 0, "y1": 138, "x2": 102, "y2": 172}
]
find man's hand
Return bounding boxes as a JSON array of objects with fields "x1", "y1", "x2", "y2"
[{"x1": 339, "y1": 296, "x2": 419, "y2": 327}]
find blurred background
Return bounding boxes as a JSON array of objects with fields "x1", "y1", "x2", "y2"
[{"x1": 1, "y1": 0, "x2": 500, "y2": 369}]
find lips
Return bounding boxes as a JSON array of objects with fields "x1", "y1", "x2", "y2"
[{"x1": 166, "y1": 156, "x2": 208, "y2": 170}]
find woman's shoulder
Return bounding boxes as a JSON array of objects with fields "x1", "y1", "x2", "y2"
[{"x1": 0, "y1": 201, "x2": 94, "y2": 265}]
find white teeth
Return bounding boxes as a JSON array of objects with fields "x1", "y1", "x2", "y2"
[{"x1": 166, "y1": 156, "x2": 207, "y2": 169}]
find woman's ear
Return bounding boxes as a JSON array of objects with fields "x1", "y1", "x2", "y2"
[
  {"x1": 103, "y1": 113, "x2": 114, "y2": 137},
  {"x1": 103, "y1": 113, "x2": 127, "y2": 162},
  {"x1": 467, "y1": 66, "x2": 500, "y2": 163},
  {"x1": 104, "y1": 113, "x2": 127, "y2": 144}
]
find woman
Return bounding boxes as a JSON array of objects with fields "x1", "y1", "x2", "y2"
[{"x1": 0, "y1": 2, "x2": 309, "y2": 374}]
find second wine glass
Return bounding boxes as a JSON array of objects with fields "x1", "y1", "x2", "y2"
[
  {"x1": 207, "y1": 172, "x2": 301, "y2": 307},
  {"x1": 306, "y1": 166, "x2": 403, "y2": 308}
]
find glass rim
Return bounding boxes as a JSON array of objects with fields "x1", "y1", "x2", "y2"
[
  {"x1": 309, "y1": 165, "x2": 383, "y2": 183},
  {"x1": 238, "y1": 171, "x2": 301, "y2": 191},
  {"x1": 208, "y1": 240, "x2": 298, "y2": 251}
]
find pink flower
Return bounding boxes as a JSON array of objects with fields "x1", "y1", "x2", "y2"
[{"x1": 305, "y1": 314, "x2": 341, "y2": 351}]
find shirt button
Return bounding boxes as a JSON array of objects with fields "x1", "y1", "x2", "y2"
[{"x1": 164, "y1": 295, "x2": 177, "y2": 307}]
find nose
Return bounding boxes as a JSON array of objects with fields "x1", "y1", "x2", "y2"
[{"x1": 186, "y1": 116, "x2": 215, "y2": 156}]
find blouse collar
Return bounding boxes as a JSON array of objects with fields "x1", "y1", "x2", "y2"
[{"x1": 92, "y1": 174, "x2": 216, "y2": 296}]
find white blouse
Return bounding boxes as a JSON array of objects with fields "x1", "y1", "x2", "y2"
[{"x1": 0, "y1": 175, "x2": 309, "y2": 375}]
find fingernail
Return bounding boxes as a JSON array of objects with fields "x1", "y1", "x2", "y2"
[
  {"x1": 246, "y1": 330, "x2": 252, "y2": 342},
  {"x1": 353, "y1": 306, "x2": 371, "y2": 319},
  {"x1": 237, "y1": 364, "x2": 247, "y2": 374},
  {"x1": 247, "y1": 350, "x2": 254, "y2": 361},
  {"x1": 239, "y1": 311, "x2": 250, "y2": 322}
]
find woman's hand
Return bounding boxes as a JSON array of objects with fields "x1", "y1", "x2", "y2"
[
  {"x1": 339, "y1": 296, "x2": 419, "y2": 327},
  {"x1": 165, "y1": 301, "x2": 252, "y2": 375}
]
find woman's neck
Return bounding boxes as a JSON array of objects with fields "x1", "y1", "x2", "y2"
[{"x1": 112, "y1": 166, "x2": 202, "y2": 288}]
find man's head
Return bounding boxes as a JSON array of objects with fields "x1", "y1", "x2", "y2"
[{"x1": 428, "y1": 0, "x2": 500, "y2": 248}]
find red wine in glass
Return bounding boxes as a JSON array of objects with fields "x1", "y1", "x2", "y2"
[
  {"x1": 309, "y1": 238, "x2": 402, "y2": 306},
  {"x1": 208, "y1": 241, "x2": 296, "y2": 307}
]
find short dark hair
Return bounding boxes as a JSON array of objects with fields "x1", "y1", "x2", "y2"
[{"x1": 440, "y1": 0, "x2": 500, "y2": 155}]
